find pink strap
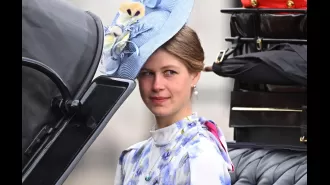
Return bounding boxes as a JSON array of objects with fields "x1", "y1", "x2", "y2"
[
  {"x1": 204, "y1": 121, "x2": 227, "y2": 152},
  {"x1": 204, "y1": 121, "x2": 234, "y2": 171}
]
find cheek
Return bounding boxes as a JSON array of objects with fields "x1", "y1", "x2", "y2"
[
  {"x1": 138, "y1": 79, "x2": 149, "y2": 96},
  {"x1": 138, "y1": 80, "x2": 146, "y2": 95},
  {"x1": 171, "y1": 80, "x2": 191, "y2": 99}
]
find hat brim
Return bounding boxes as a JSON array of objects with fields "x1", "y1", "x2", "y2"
[{"x1": 116, "y1": 0, "x2": 195, "y2": 79}]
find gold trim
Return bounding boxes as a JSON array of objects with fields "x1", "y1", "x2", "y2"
[
  {"x1": 232, "y1": 107, "x2": 303, "y2": 112},
  {"x1": 251, "y1": 0, "x2": 258, "y2": 7},
  {"x1": 300, "y1": 136, "x2": 307, "y2": 143},
  {"x1": 256, "y1": 38, "x2": 262, "y2": 51},
  {"x1": 215, "y1": 49, "x2": 227, "y2": 64},
  {"x1": 287, "y1": 0, "x2": 295, "y2": 8}
]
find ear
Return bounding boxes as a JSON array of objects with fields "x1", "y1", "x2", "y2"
[{"x1": 190, "y1": 71, "x2": 201, "y2": 86}]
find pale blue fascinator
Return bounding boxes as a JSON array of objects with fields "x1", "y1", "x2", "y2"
[{"x1": 100, "y1": 0, "x2": 195, "y2": 79}]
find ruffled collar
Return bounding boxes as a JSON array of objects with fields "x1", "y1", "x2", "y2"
[
  {"x1": 149, "y1": 112, "x2": 235, "y2": 171},
  {"x1": 150, "y1": 112, "x2": 199, "y2": 146}
]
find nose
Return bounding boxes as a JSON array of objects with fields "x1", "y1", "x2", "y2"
[{"x1": 152, "y1": 74, "x2": 165, "y2": 92}]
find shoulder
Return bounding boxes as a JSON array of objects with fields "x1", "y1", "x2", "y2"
[
  {"x1": 184, "y1": 123, "x2": 231, "y2": 165},
  {"x1": 185, "y1": 119, "x2": 222, "y2": 154},
  {"x1": 177, "y1": 125, "x2": 223, "y2": 165},
  {"x1": 118, "y1": 139, "x2": 150, "y2": 166},
  {"x1": 186, "y1": 132, "x2": 220, "y2": 160},
  {"x1": 114, "y1": 139, "x2": 152, "y2": 184}
]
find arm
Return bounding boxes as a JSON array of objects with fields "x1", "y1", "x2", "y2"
[
  {"x1": 189, "y1": 151, "x2": 231, "y2": 185},
  {"x1": 175, "y1": 146, "x2": 232, "y2": 185},
  {"x1": 114, "y1": 162, "x2": 124, "y2": 185},
  {"x1": 114, "y1": 151, "x2": 128, "y2": 185}
]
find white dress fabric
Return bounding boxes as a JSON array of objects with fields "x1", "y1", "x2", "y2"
[{"x1": 114, "y1": 113, "x2": 233, "y2": 185}]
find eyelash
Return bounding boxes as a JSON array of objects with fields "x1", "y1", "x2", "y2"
[
  {"x1": 139, "y1": 70, "x2": 177, "y2": 77},
  {"x1": 164, "y1": 70, "x2": 177, "y2": 76}
]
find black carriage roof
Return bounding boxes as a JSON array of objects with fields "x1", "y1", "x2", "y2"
[
  {"x1": 22, "y1": 0, "x2": 104, "y2": 183},
  {"x1": 22, "y1": 0, "x2": 104, "y2": 96}
]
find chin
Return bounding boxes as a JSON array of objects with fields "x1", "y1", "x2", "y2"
[{"x1": 149, "y1": 106, "x2": 173, "y2": 117}]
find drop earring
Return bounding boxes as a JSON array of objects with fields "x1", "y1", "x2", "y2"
[{"x1": 193, "y1": 85, "x2": 198, "y2": 96}]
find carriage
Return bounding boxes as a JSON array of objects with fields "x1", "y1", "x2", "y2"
[{"x1": 22, "y1": 0, "x2": 307, "y2": 184}]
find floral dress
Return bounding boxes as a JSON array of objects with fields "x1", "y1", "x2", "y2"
[{"x1": 114, "y1": 113, "x2": 234, "y2": 185}]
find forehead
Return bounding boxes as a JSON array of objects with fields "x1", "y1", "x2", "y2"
[{"x1": 142, "y1": 48, "x2": 186, "y2": 70}]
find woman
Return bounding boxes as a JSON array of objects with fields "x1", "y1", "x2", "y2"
[{"x1": 114, "y1": 25, "x2": 233, "y2": 185}]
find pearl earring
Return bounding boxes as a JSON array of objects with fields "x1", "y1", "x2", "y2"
[{"x1": 193, "y1": 85, "x2": 198, "y2": 96}]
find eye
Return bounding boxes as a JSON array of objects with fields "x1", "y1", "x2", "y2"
[
  {"x1": 139, "y1": 71, "x2": 153, "y2": 77},
  {"x1": 164, "y1": 70, "x2": 177, "y2": 76},
  {"x1": 135, "y1": 11, "x2": 140, "y2": 16},
  {"x1": 127, "y1": 9, "x2": 132, "y2": 15}
]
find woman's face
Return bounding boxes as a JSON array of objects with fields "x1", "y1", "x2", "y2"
[{"x1": 138, "y1": 48, "x2": 200, "y2": 117}]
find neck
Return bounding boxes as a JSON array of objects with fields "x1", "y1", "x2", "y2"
[{"x1": 155, "y1": 107, "x2": 193, "y2": 129}]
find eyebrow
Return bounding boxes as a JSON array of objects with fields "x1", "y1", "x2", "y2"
[{"x1": 141, "y1": 65, "x2": 179, "y2": 71}]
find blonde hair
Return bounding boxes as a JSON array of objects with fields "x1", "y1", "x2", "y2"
[{"x1": 161, "y1": 25, "x2": 205, "y2": 73}]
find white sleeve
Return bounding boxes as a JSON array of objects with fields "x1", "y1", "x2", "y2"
[
  {"x1": 114, "y1": 162, "x2": 124, "y2": 185},
  {"x1": 188, "y1": 148, "x2": 231, "y2": 185},
  {"x1": 113, "y1": 148, "x2": 133, "y2": 185},
  {"x1": 114, "y1": 150, "x2": 129, "y2": 185}
]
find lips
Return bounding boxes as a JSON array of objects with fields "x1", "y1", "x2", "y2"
[{"x1": 150, "y1": 96, "x2": 170, "y2": 104}]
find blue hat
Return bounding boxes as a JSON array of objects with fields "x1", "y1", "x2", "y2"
[{"x1": 100, "y1": 0, "x2": 195, "y2": 79}]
